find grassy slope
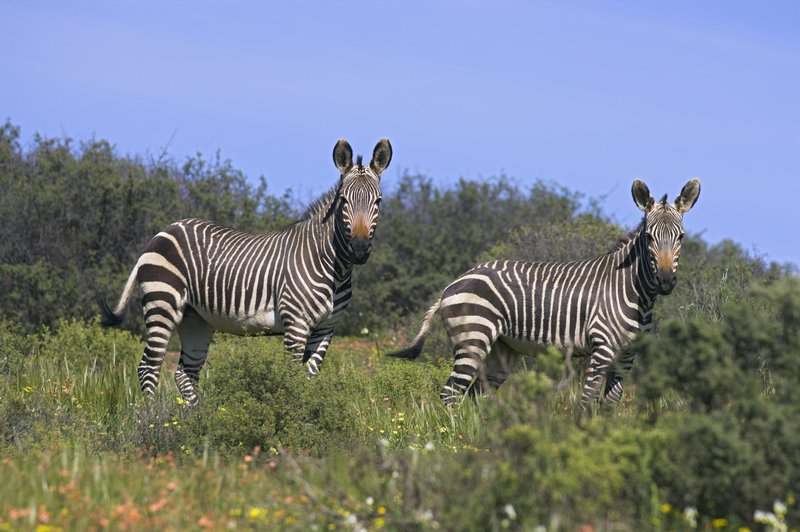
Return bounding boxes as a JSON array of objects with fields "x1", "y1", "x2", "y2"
[{"x1": 0, "y1": 319, "x2": 795, "y2": 531}]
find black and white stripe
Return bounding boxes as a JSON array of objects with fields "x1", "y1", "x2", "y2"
[
  {"x1": 102, "y1": 139, "x2": 392, "y2": 404},
  {"x1": 388, "y1": 178, "x2": 700, "y2": 406}
]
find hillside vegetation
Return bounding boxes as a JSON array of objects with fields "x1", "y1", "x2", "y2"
[{"x1": 0, "y1": 122, "x2": 797, "y2": 530}]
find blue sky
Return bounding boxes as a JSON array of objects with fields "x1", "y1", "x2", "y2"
[{"x1": 2, "y1": 1, "x2": 798, "y2": 266}]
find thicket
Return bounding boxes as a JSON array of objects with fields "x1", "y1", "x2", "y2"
[
  {"x1": 0, "y1": 121, "x2": 295, "y2": 331},
  {"x1": 1, "y1": 120, "x2": 790, "y2": 336}
]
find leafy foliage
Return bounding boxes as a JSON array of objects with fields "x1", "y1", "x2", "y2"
[
  {"x1": 341, "y1": 175, "x2": 583, "y2": 333},
  {"x1": 0, "y1": 121, "x2": 295, "y2": 331}
]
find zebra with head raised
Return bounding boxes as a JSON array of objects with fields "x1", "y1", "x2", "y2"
[
  {"x1": 388, "y1": 178, "x2": 700, "y2": 406},
  {"x1": 102, "y1": 138, "x2": 392, "y2": 405}
]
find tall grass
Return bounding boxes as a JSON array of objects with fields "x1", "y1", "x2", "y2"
[{"x1": 1, "y1": 311, "x2": 797, "y2": 530}]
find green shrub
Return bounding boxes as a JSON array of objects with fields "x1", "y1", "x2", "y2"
[
  {"x1": 185, "y1": 336, "x2": 362, "y2": 455},
  {"x1": 0, "y1": 321, "x2": 27, "y2": 377},
  {"x1": 368, "y1": 358, "x2": 450, "y2": 407},
  {"x1": 33, "y1": 317, "x2": 143, "y2": 370},
  {"x1": 631, "y1": 279, "x2": 800, "y2": 524}
]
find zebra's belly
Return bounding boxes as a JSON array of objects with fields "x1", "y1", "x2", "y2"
[{"x1": 193, "y1": 303, "x2": 284, "y2": 336}]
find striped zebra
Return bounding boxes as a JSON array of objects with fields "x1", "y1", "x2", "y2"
[
  {"x1": 101, "y1": 138, "x2": 392, "y2": 405},
  {"x1": 388, "y1": 178, "x2": 700, "y2": 406}
]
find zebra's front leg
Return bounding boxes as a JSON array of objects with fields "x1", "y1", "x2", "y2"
[
  {"x1": 603, "y1": 351, "x2": 636, "y2": 403},
  {"x1": 301, "y1": 326, "x2": 334, "y2": 378},
  {"x1": 282, "y1": 320, "x2": 311, "y2": 365},
  {"x1": 174, "y1": 311, "x2": 215, "y2": 406},
  {"x1": 581, "y1": 341, "x2": 617, "y2": 406}
]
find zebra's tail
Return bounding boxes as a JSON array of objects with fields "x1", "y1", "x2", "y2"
[
  {"x1": 386, "y1": 298, "x2": 442, "y2": 360},
  {"x1": 99, "y1": 262, "x2": 140, "y2": 327}
]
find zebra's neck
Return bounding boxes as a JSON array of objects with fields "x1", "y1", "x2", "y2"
[
  {"x1": 613, "y1": 230, "x2": 660, "y2": 310},
  {"x1": 297, "y1": 186, "x2": 355, "y2": 283}
]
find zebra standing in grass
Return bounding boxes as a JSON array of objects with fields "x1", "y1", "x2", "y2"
[
  {"x1": 388, "y1": 178, "x2": 700, "y2": 406},
  {"x1": 102, "y1": 139, "x2": 392, "y2": 405}
]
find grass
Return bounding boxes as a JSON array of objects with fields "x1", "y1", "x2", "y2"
[{"x1": 0, "y1": 318, "x2": 797, "y2": 530}]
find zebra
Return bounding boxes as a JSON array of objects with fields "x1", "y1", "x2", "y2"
[
  {"x1": 387, "y1": 178, "x2": 700, "y2": 406},
  {"x1": 101, "y1": 138, "x2": 392, "y2": 405}
]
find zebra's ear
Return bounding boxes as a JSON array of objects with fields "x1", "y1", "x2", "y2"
[
  {"x1": 631, "y1": 179, "x2": 655, "y2": 212},
  {"x1": 675, "y1": 178, "x2": 701, "y2": 214},
  {"x1": 333, "y1": 139, "x2": 353, "y2": 176},
  {"x1": 369, "y1": 138, "x2": 392, "y2": 177}
]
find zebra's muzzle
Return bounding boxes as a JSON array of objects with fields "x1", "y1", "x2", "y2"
[
  {"x1": 656, "y1": 273, "x2": 677, "y2": 295},
  {"x1": 351, "y1": 237, "x2": 372, "y2": 264}
]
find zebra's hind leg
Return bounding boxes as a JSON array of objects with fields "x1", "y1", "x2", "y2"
[
  {"x1": 138, "y1": 305, "x2": 183, "y2": 399},
  {"x1": 174, "y1": 310, "x2": 215, "y2": 406},
  {"x1": 441, "y1": 344, "x2": 490, "y2": 405},
  {"x1": 439, "y1": 305, "x2": 499, "y2": 405}
]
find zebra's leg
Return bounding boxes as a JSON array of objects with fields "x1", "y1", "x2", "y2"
[
  {"x1": 301, "y1": 326, "x2": 334, "y2": 378},
  {"x1": 472, "y1": 339, "x2": 521, "y2": 396},
  {"x1": 581, "y1": 335, "x2": 617, "y2": 405},
  {"x1": 603, "y1": 351, "x2": 635, "y2": 403},
  {"x1": 138, "y1": 304, "x2": 183, "y2": 398},
  {"x1": 441, "y1": 342, "x2": 491, "y2": 405},
  {"x1": 439, "y1": 303, "x2": 500, "y2": 405},
  {"x1": 281, "y1": 319, "x2": 311, "y2": 364},
  {"x1": 174, "y1": 310, "x2": 215, "y2": 406}
]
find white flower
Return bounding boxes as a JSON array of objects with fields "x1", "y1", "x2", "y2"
[
  {"x1": 683, "y1": 506, "x2": 698, "y2": 528},
  {"x1": 365, "y1": 497, "x2": 374, "y2": 506},
  {"x1": 503, "y1": 504, "x2": 517, "y2": 520}
]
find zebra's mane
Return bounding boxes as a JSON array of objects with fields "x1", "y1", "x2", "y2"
[
  {"x1": 608, "y1": 194, "x2": 669, "y2": 253},
  {"x1": 608, "y1": 218, "x2": 645, "y2": 253},
  {"x1": 300, "y1": 183, "x2": 341, "y2": 222},
  {"x1": 299, "y1": 154, "x2": 366, "y2": 222}
]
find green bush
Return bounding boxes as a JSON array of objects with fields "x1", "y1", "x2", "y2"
[
  {"x1": 184, "y1": 336, "x2": 362, "y2": 454},
  {"x1": 482, "y1": 213, "x2": 626, "y2": 264},
  {"x1": 631, "y1": 279, "x2": 800, "y2": 524},
  {"x1": 0, "y1": 321, "x2": 27, "y2": 377},
  {"x1": 33, "y1": 317, "x2": 143, "y2": 370},
  {"x1": 367, "y1": 358, "x2": 450, "y2": 407}
]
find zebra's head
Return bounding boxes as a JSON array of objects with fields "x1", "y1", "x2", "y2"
[
  {"x1": 332, "y1": 138, "x2": 392, "y2": 265},
  {"x1": 632, "y1": 178, "x2": 701, "y2": 295}
]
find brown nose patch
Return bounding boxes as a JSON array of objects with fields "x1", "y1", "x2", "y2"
[
  {"x1": 352, "y1": 217, "x2": 370, "y2": 239},
  {"x1": 656, "y1": 249, "x2": 674, "y2": 271}
]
